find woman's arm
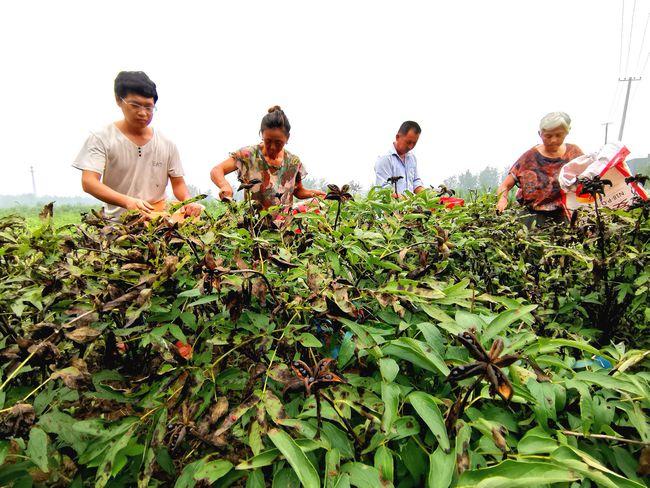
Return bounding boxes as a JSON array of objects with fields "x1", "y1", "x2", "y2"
[
  {"x1": 496, "y1": 174, "x2": 516, "y2": 213},
  {"x1": 293, "y1": 181, "x2": 326, "y2": 199},
  {"x1": 210, "y1": 158, "x2": 237, "y2": 200},
  {"x1": 81, "y1": 170, "x2": 153, "y2": 215}
]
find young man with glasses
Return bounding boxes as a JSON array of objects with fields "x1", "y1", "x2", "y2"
[{"x1": 73, "y1": 71, "x2": 203, "y2": 220}]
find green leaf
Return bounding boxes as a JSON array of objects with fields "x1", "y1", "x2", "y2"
[
  {"x1": 525, "y1": 379, "x2": 558, "y2": 427},
  {"x1": 246, "y1": 469, "x2": 266, "y2": 488},
  {"x1": 427, "y1": 446, "x2": 454, "y2": 488},
  {"x1": 174, "y1": 457, "x2": 234, "y2": 488},
  {"x1": 264, "y1": 390, "x2": 287, "y2": 423},
  {"x1": 379, "y1": 358, "x2": 399, "y2": 383},
  {"x1": 374, "y1": 446, "x2": 394, "y2": 485},
  {"x1": 273, "y1": 467, "x2": 301, "y2": 488},
  {"x1": 340, "y1": 462, "x2": 383, "y2": 488},
  {"x1": 268, "y1": 428, "x2": 320, "y2": 488},
  {"x1": 573, "y1": 371, "x2": 647, "y2": 398},
  {"x1": 193, "y1": 459, "x2": 233, "y2": 483},
  {"x1": 0, "y1": 441, "x2": 8, "y2": 465},
  {"x1": 408, "y1": 391, "x2": 450, "y2": 452},
  {"x1": 38, "y1": 409, "x2": 88, "y2": 455},
  {"x1": 457, "y1": 460, "x2": 580, "y2": 487},
  {"x1": 95, "y1": 425, "x2": 135, "y2": 488},
  {"x1": 236, "y1": 449, "x2": 281, "y2": 470},
  {"x1": 168, "y1": 324, "x2": 187, "y2": 343},
  {"x1": 381, "y1": 382, "x2": 400, "y2": 433},
  {"x1": 325, "y1": 448, "x2": 342, "y2": 488},
  {"x1": 525, "y1": 338, "x2": 613, "y2": 363},
  {"x1": 178, "y1": 288, "x2": 201, "y2": 298},
  {"x1": 187, "y1": 294, "x2": 220, "y2": 306},
  {"x1": 321, "y1": 423, "x2": 354, "y2": 460},
  {"x1": 338, "y1": 333, "x2": 356, "y2": 368},
  {"x1": 383, "y1": 338, "x2": 449, "y2": 376},
  {"x1": 420, "y1": 304, "x2": 453, "y2": 323},
  {"x1": 454, "y1": 310, "x2": 487, "y2": 332},
  {"x1": 415, "y1": 322, "x2": 445, "y2": 356},
  {"x1": 340, "y1": 318, "x2": 377, "y2": 349},
  {"x1": 550, "y1": 445, "x2": 645, "y2": 488},
  {"x1": 298, "y1": 332, "x2": 323, "y2": 348},
  {"x1": 517, "y1": 426, "x2": 558, "y2": 454},
  {"x1": 483, "y1": 305, "x2": 537, "y2": 341},
  {"x1": 26, "y1": 427, "x2": 49, "y2": 472}
]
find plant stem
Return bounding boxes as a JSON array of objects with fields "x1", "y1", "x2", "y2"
[
  {"x1": 334, "y1": 201, "x2": 342, "y2": 232},
  {"x1": 561, "y1": 430, "x2": 648, "y2": 446}
]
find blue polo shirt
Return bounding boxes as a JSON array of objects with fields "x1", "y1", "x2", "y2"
[{"x1": 374, "y1": 145, "x2": 423, "y2": 194}]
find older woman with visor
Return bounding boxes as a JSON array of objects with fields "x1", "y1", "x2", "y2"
[{"x1": 496, "y1": 112, "x2": 583, "y2": 227}]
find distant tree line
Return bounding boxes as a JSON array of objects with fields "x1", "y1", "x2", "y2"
[{"x1": 442, "y1": 166, "x2": 509, "y2": 196}]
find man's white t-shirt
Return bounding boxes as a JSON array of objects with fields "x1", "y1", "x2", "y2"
[{"x1": 72, "y1": 123, "x2": 185, "y2": 219}]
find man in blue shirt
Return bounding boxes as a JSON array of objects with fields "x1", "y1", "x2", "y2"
[{"x1": 374, "y1": 121, "x2": 425, "y2": 196}]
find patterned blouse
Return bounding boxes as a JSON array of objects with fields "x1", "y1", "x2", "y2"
[
  {"x1": 509, "y1": 144, "x2": 583, "y2": 211},
  {"x1": 231, "y1": 145, "x2": 307, "y2": 209}
]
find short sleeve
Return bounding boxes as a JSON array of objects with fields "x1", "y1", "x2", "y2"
[
  {"x1": 567, "y1": 144, "x2": 584, "y2": 160},
  {"x1": 167, "y1": 142, "x2": 184, "y2": 177},
  {"x1": 230, "y1": 146, "x2": 254, "y2": 176},
  {"x1": 293, "y1": 155, "x2": 307, "y2": 181},
  {"x1": 509, "y1": 149, "x2": 531, "y2": 185},
  {"x1": 374, "y1": 155, "x2": 392, "y2": 187},
  {"x1": 72, "y1": 132, "x2": 107, "y2": 174}
]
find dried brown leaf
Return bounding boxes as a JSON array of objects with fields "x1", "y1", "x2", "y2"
[{"x1": 65, "y1": 326, "x2": 101, "y2": 344}]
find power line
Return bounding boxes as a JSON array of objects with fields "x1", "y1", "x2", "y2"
[
  {"x1": 619, "y1": 0, "x2": 626, "y2": 76},
  {"x1": 642, "y1": 51, "x2": 650, "y2": 76},
  {"x1": 629, "y1": 51, "x2": 650, "y2": 102},
  {"x1": 624, "y1": 0, "x2": 637, "y2": 75},
  {"x1": 634, "y1": 13, "x2": 650, "y2": 74},
  {"x1": 607, "y1": 80, "x2": 624, "y2": 122}
]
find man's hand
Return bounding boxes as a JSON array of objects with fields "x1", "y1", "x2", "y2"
[
  {"x1": 181, "y1": 202, "x2": 204, "y2": 217},
  {"x1": 496, "y1": 196, "x2": 508, "y2": 213},
  {"x1": 125, "y1": 197, "x2": 154, "y2": 216},
  {"x1": 219, "y1": 186, "x2": 234, "y2": 201}
]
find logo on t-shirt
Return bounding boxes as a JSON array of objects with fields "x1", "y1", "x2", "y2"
[{"x1": 152, "y1": 161, "x2": 163, "y2": 168}]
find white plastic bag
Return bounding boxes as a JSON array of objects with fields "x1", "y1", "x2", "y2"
[{"x1": 559, "y1": 142, "x2": 648, "y2": 212}]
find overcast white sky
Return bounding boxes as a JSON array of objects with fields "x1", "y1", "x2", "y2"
[{"x1": 1, "y1": 0, "x2": 649, "y2": 197}]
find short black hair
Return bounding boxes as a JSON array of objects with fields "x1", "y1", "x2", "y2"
[
  {"x1": 260, "y1": 105, "x2": 291, "y2": 136},
  {"x1": 398, "y1": 121, "x2": 421, "y2": 135},
  {"x1": 114, "y1": 71, "x2": 158, "y2": 103}
]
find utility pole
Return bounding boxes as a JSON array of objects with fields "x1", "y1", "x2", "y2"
[
  {"x1": 601, "y1": 122, "x2": 612, "y2": 144},
  {"x1": 618, "y1": 77, "x2": 642, "y2": 141},
  {"x1": 30, "y1": 166, "x2": 36, "y2": 195}
]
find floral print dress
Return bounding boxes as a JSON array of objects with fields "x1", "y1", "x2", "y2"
[
  {"x1": 231, "y1": 145, "x2": 307, "y2": 209},
  {"x1": 509, "y1": 144, "x2": 583, "y2": 211}
]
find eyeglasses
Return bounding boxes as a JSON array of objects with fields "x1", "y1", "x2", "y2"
[{"x1": 121, "y1": 98, "x2": 157, "y2": 113}]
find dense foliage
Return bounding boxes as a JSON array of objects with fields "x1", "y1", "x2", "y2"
[{"x1": 0, "y1": 188, "x2": 648, "y2": 487}]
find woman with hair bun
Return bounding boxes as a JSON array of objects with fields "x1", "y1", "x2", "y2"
[
  {"x1": 496, "y1": 111, "x2": 584, "y2": 226},
  {"x1": 210, "y1": 106, "x2": 326, "y2": 209}
]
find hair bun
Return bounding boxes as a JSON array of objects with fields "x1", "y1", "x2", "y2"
[{"x1": 268, "y1": 105, "x2": 282, "y2": 113}]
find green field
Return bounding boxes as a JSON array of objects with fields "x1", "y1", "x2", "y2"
[{"x1": 0, "y1": 205, "x2": 93, "y2": 228}]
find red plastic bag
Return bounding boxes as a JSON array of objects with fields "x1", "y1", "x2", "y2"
[{"x1": 439, "y1": 197, "x2": 465, "y2": 209}]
